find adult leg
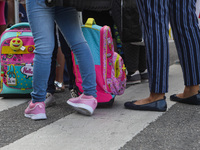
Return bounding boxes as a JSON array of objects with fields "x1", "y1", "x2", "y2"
[
  {"x1": 138, "y1": 45, "x2": 147, "y2": 73},
  {"x1": 6, "y1": 0, "x2": 14, "y2": 27},
  {"x1": 169, "y1": 0, "x2": 200, "y2": 99},
  {"x1": 132, "y1": 0, "x2": 169, "y2": 105},
  {"x1": 123, "y1": 43, "x2": 140, "y2": 74},
  {"x1": 138, "y1": 45, "x2": 148, "y2": 80},
  {"x1": 123, "y1": 43, "x2": 141, "y2": 84}
]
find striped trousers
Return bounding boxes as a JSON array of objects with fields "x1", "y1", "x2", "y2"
[{"x1": 136, "y1": 0, "x2": 200, "y2": 93}]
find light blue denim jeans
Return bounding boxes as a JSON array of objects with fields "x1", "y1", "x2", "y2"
[{"x1": 26, "y1": 0, "x2": 97, "y2": 102}]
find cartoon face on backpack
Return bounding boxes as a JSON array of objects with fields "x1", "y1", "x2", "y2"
[
  {"x1": 9, "y1": 32, "x2": 25, "y2": 51},
  {"x1": 10, "y1": 37, "x2": 23, "y2": 51}
]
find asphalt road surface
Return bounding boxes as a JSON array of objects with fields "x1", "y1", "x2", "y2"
[{"x1": 2, "y1": 42, "x2": 199, "y2": 150}]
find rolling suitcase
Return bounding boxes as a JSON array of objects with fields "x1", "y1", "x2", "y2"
[
  {"x1": 72, "y1": 18, "x2": 126, "y2": 106},
  {"x1": 0, "y1": 22, "x2": 34, "y2": 97}
]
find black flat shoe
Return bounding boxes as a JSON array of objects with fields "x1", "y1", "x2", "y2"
[
  {"x1": 170, "y1": 91, "x2": 200, "y2": 105},
  {"x1": 124, "y1": 97, "x2": 167, "y2": 112}
]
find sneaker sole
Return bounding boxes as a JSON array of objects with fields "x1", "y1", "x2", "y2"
[
  {"x1": 24, "y1": 113, "x2": 47, "y2": 120},
  {"x1": 141, "y1": 79, "x2": 148, "y2": 83},
  {"x1": 67, "y1": 101, "x2": 94, "y2": 116},
  {"x1": 126, "y1": 80, "x2": 141, "y2": 85}
]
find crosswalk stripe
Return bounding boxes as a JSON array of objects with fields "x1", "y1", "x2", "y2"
[{"x1": 0, "y1": 98, "x2": 28, "y2": 112}]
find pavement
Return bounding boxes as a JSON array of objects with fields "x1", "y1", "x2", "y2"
[{"x1": 1, "y1": 42, "x2": 200, "y2": 150}]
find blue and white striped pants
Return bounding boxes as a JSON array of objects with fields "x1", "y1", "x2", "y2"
[{"x1": 136, "y1": 0, "x2": 200, "y2": 93}]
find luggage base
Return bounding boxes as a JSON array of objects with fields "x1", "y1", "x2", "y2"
[
  {"x1": 97, "y1": 98, "x2": 114, "y2": 108},
  {"x1": 0, "y1": 93, "x2": 31, "y2": 98}
]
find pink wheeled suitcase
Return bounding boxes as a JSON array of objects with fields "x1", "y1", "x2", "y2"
[
  {"x1": 0, "y1": 22, "x2": 34, "y2": 97},
  {"x1": 72, "y1": 18, "x2": 126, "y2": 106}
]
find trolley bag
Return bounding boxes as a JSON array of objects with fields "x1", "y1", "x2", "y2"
[
  {"x1": 0, "y1": 22, "x2": 34, "y2": 97},
  {"x1": 71, "y1": 18, "x2": 126, "y2": 106}
]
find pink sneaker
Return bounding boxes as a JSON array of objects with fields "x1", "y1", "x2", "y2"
[
  {"x1": 67, "y1": 94, "x2": 97, "y2": 116},
  {"x1": 24, "y1": 101, "x2": 47, "y2": 120}
]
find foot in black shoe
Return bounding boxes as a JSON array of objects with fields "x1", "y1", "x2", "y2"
[
  {"x1": 170, "y1": 91, "x2": 200, "y2": 105},
  {"x1": 140, "y1": 69, "x2": 149, "y2": 81},
  {"x1": 124, "y1": 97, "x2": 167, "y2": 112},
  {"x1": 126, "y1": 71, "x2": 141, "y2": 85}
]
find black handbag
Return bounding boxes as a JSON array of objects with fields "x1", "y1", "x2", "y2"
[{"x1": 45, "y1": 0, "x2": 113, "y2": 11}]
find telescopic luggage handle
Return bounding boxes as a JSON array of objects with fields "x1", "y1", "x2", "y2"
[{"x1": 9, "y1": 22, "x2": 30, "y2": 30}]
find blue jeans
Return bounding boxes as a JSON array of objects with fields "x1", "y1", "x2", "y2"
[{"x1": 26, "y1": 0, "x2": 97, "y2": 102}]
